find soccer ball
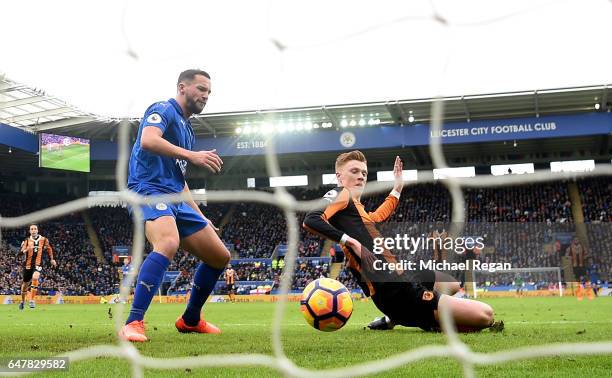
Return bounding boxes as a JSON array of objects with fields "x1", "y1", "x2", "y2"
[{"x1": 300, "y1": 278, "x2": 353, "y2": 332}]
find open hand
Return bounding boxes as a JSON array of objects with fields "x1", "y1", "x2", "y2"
[
  {"x1": 393, "y1": 155, "x2": 404, "y2": 192},
  {"x1": 189, "y1": 149, "x2": 223, "y2": 173}
]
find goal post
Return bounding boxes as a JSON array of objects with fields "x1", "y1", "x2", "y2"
[{"x1": 471, "y1": 267, "x2": 563, "y2": 298}]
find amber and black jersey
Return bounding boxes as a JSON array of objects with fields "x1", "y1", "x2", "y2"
[
  {"x1": 21, "y1": 235, "x2": 53, "y2": 269},
  {"x1": 303, "y1": 186, "x2": 400, "y2": 297},
  {"x1": 224, "y1": 268, "x2": 237, "y2": 285}
]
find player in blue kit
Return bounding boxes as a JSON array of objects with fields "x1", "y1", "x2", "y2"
[
  {"x1": 586, "y1": 257, "x2": 600, "y2": 297},
  {"x1": 119, "y1": 69, "x2": 231, "y2": 342}
]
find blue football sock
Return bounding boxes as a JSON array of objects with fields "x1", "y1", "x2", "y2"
[
  {"x1": 126, "y1": 252, "x2": 170, "y2": 324},
  {"x1": 182, "y1": 262, "x2": 224, "y2": 326}
]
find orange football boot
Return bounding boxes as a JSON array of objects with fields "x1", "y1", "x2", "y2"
[
  {"x1": 118, "y1": 320, "x2": 148, "y2": 342},
  {"x1": 175, "y1": 316, "x2": 221, "y2": 334}
]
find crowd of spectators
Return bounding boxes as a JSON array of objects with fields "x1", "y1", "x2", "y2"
[
  {"x1": 0, "y1": 217, "x2": 118, "y2": 296},
  {"x1": 579, "y1": 178, "x2": 612, "y2": 223},
  {"x1": 579, "y1": 178, "x2": 612, "y2": 283},
  {"x1": 0, "y1": 178, "x2": 609, "y2": 296},
  {"x1": 231, "y1": 260, "x2": 270, "y2": 282},
  {"x1": 277, "y1": 258, "x2": 329, "y2": 292}
]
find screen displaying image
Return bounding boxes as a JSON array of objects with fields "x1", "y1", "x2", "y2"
[{"x1": 39, "y1": 133, "x2": 90, "y2": 173}]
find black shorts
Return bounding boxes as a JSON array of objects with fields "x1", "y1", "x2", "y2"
[
  {"x1": 22, "y1": 268, "x2": 35, "y2": 282},
  {"x1": 573, "y1": 266, "x2": 587, "y2": 281},
  {"x1": 410, "y1": 269, "x2": 436, "y2": 289},
  {"x1": 372, "y1": 280, "x2": 440, "y2": 331},
  {"x1": 227, "y1": 283, "x2": 235, "y2": 292}
]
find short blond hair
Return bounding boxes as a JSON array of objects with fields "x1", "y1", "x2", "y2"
[{"x1": 335, "y1": 150, "x2": 367, "y2": 172}]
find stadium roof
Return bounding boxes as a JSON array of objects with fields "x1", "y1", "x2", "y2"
[
  {"x1": 0, "y1": 74, "x2": 108, "y2": 131},
  {"x1": 0, "y1": 74, "x2": 609, "y2": 140}
]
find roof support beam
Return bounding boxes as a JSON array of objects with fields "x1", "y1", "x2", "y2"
[
  {"x1": 322, "y1": 106, "x2": 339, "y2": 128},
  {"x1": 384, "y1": 101, "x2": 404, "y2": 124},
  {"x1": 0, "y1": 96, "x2": 46, "y2": 110},
  {"x1": 394, "y1": 101, "x2": 409, "y2": 124},
  {"x1": 33, "y1": 116, "x2": 97, "y2": 131},
  {"x1": 194, "y1": 117, "x2": 216, "y2": 137},
  {"x1": 0, "y1": 85, "x2": 24, "y2": 93},
  {"x1": 461, "y1": 96, "x2": 471, "y2": 122},
  {"x1": 2, "y1": 107, "x2": 73, "y2": 124},
  {"x1": 534, "y1": 90, "x2": 539, "y2": 117},
  {"x1": 601, "y1": 85, "x2": 608, "y2": 111}
]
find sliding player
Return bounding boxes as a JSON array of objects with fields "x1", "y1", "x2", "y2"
[
  {"x1": 304, "y1": 151, "x2": 500, "y2": 332},
  {"x1": 19, "y1": 224, "x2": 56, "y2": 310}
]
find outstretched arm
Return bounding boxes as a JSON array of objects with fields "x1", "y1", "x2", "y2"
[{"x1": 369, "y1": 156, "x2": 403, "y2": 222}]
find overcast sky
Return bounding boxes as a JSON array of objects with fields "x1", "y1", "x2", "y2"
[{"x1": 1, "y1": 0, "x2": 611, "y2": 118}]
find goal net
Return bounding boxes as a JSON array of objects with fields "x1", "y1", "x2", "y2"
[{"x1": 471, "y1": 267, "x2": 563, "y2": 298}]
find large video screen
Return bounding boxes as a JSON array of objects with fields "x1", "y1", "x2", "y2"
[{"x1": 39, "y1": 133, "x2": 90, "y2": 173}]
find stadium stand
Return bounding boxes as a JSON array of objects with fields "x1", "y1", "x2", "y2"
[{"x1": 1, "y1": 179, "x2": 609, "y2": 296}]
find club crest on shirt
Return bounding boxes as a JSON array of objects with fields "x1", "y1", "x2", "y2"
[
  {"x1": 323, "y1": 189, "x2": 338, "y2": 202},
  {"x1": 147, "y1": 113, "x2": 162, "y2": 124},
  {"x1": 422, "y1": 291, "x2": 434, "y2": 301},
  {"x1": 155, "y1": 203, "x2": 168, "y2": 211}
]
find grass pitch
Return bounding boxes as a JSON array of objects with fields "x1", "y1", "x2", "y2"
[
  {"x1": 40, "y1": 144, "x2": 89, "y2": 172},
  {"x1": 1, "y1": 297, "x2": 611, "y2": 377}
]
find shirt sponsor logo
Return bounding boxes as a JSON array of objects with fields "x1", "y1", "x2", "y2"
[
  {"x1": 155, "y1": 203, "x2": 168, "y2": 211},
  {"x1": 176, "y1": 159, "x2": 187, "y2": 175}
]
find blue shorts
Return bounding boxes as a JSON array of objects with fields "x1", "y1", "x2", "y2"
[{"x1": 132, "y1": 201, "x2": 208, "y2": 239}]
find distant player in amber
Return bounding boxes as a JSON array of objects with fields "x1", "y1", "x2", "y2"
[
  {"x1": 566, "y1": 237, "x2": 587, "y2": 299},
  {"x1": 224, "y1": 264, "x2": 238, "y2": 302},
  {"x1": 430, "y1": 222, "x2": 448, "y2": 262},
  {"x1": 19, "y1": 224, "x2": 56, "y2": 310}
]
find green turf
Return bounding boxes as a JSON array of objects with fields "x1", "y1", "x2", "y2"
[
  {"x1": 1, "y1": 297, "x2": 611, "y2": 377},
  {"x1": 40, "y1": 144, "x2": 90, "y2": 172}
]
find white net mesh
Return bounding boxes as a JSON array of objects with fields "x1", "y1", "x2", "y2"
[
  {"x1": 2, "y1": 1, "x2": 612, "y2": 377},
  {"x1": 471, "y1": 267, "x2": 564, "y2": 298}
]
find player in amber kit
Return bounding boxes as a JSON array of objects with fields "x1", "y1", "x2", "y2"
[
  {"x1": 566, "y1": 237, "x2": 587, "y2": 299},
  {"x1": 19, "y1": 224, "x2": 56, "y2": 310},
  {"x1": 430, "y1": 221, "x2": 448, "y2": 262},
  {"x1": 304, "y1": 151, "x2": 499, "y2": 332},
  {"x1": 224, "y1": 264, "x2": 238, "y2": 302}
]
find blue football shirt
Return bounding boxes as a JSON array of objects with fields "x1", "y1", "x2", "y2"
[{"x1": 128, "y1": 98, "x2": 195, "y2": 194}]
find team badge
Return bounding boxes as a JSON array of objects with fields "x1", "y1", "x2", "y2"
[
  {"x1": 340, "y1": 132, "x2": 356, "y2": 148},
  {"x1": 147, "y1": 113, "x2": 162, "y2": 124},
  {"x1": 323, "y1": 189, "x2": 338, "y2": 202},
  {"x1": 155, "y1": 203, "x2": 168, "y2": 211},
  {"x1": 422, "y1": 291, "x2": 434, "y2": 301}
]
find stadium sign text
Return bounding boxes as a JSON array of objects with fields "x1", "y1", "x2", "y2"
[
  {"x1": 431, "y1": 122, "x2": 557, "y2": 138},
  {"x1": 236, "y1": 140, "x2": 267, "y2": 149}
]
